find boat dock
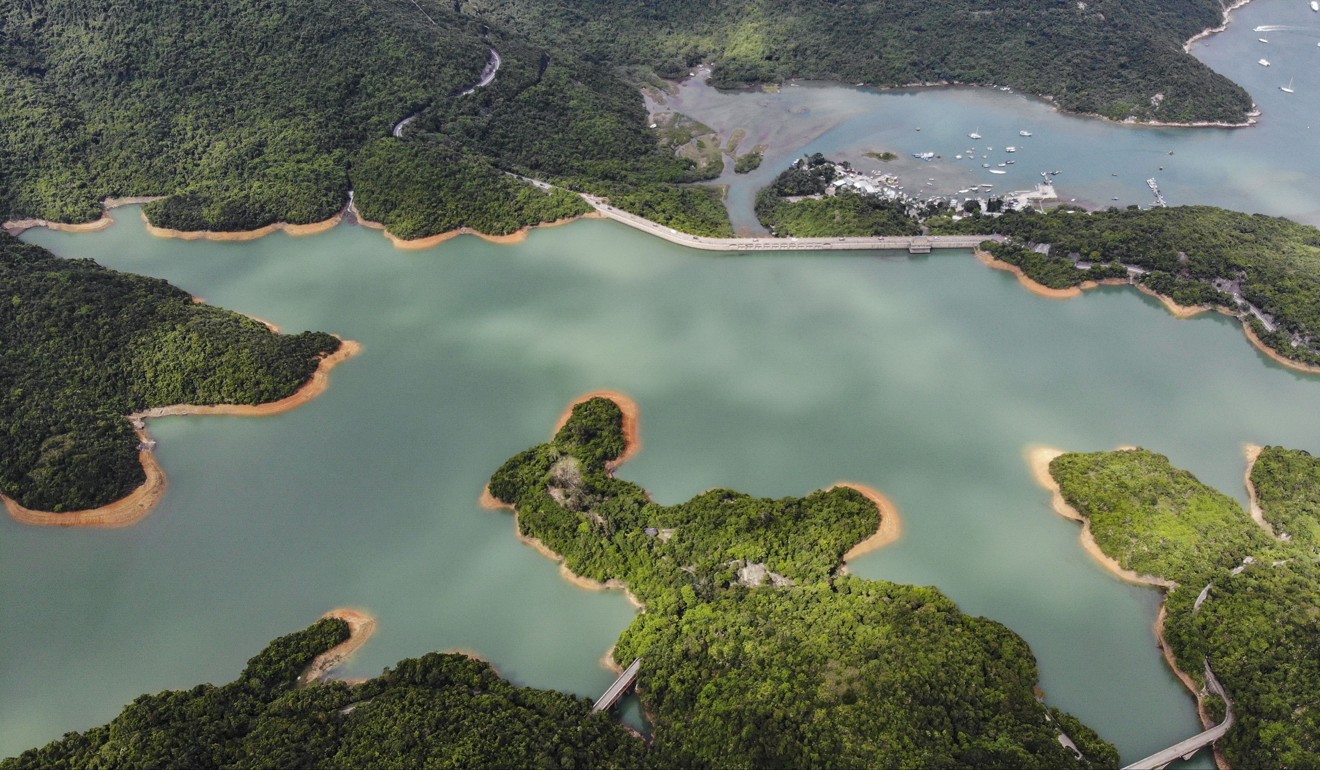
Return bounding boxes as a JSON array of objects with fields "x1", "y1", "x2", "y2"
[{"x1": 1147, "y1": 178, "x2": 1167, "y2": 208}]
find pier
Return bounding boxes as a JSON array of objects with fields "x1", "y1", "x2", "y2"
[
  {"x1": 1147, "y1": 178, "x2": 1167, "y2": 208},
  {"x1": 592, "y1": 657, "x2": 642, "y2": 712}
]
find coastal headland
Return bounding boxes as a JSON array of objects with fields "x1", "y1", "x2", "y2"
[
  {"x1": 299, "y1": 608, "x2": 378, "y2": 685},
  {"x1": 1026, "y1": 445, "x2": 1177, "y2": 589},
  {"x1": 3, "y1": 338, "x2": 362, "y2": 528}
]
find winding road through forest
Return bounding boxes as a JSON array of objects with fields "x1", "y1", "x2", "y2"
[{"x1": 392, "y1": 46, "x2": 501, "y2": 138}]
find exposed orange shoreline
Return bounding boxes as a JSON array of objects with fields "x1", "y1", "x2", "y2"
[
  {"x1": 552, "y1": 390, "x2": 642, "y2": 470},
  {"x1": 1027, "y1": 444, "x2": 1227, "y2": 761},
  {"x1": 2, "y1": 196, "x2": 166, "y2": 237},
  {"x1": 1026, "y1": 445, "x2": 1177, "y2": 589},
  {"x1": 480, "y1": 391, "x2": 645, "y2": 608},
  {"x1": 144, "y1": 210, "x2": 345, "y2": 241},
  {"x1": 3, "y1": 338, "x2": 361, "y2": 528},
  {"x1": 834, "y1": 482, "x2": 903, "y2": 565},
  {"x1": 975, "y1": 248, "x2": 1319, "y2": 375},
  {"x1": 299, "y1": 608, "x2": 377, "y2": 685},
  {"x1": 356, "y1": 211, "x2": 602, "y2": 250}
]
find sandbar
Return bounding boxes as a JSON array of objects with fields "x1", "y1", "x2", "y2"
[
  {"x1": 1026, "y1": 445, "x2": 1176, "y2": 589},
  {"x1": 299, "y1": 608, "x2": 377, "y2": 685},
  {"x1": 5, "y1": 338, "x2": 361, "y2": 528},
  {"x1": 833, "y1": 482, "x2": 903, "y2": 563}
]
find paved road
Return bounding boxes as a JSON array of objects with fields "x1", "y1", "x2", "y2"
[
  {"x1": 1121, "y1": 662, "x2": 1233, "y2": 770},
  {"x1": 579, "y1": 193, "x2": 999, "y2": 252},
  {"x1": 393, "y1": 47, "x2": 501, "y2": 137},
  {"x1": 592, "y1": 657, "x2": 642, "y2": 712}
]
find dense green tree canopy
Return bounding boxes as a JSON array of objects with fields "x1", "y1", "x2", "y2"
[
  {"x1": 459, "y1": 0, "x2": 1253, "y2": 123},
  {"x1": 1049, "y1": 447, "x2": 1320, "y2": 768},
  {"x1": 0, "y1": 233, "x2": 340, "y2": 511},
  {"x1": 487, "y1": 397, "x2": 1116, "y2": 767},
  {"x1": 1, "y1": 618, "x2": 647, "y2": 769}
]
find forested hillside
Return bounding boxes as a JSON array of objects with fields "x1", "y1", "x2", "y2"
[
  {"x1": 0, "y1": 0, "x2": 722, "y2": 237},
  {"x1": 459, "y1": 0, "x2": 1253, "y2": 123},
  {"x1": 0, "y1": 618, "x2": 646, "y2": 768},
  {"x1": 486, "y1": 397, "x2": 1117, "y2": 767},
  {"x1": 1, "y1": 0, "x2": 1259, "y2": 240},
  {"x1": 0, "y1": 233, "x2": 340, "y2": 512},
  {"x1": 1049, "y1": 447, "x2": 1320, "y2": 769}
]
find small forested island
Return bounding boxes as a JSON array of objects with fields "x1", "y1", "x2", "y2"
[
  {"x1": 1039, "y1": 446, "x2": 1320, "y2": 769},
  {"x1": 0, "y1": 615, "x2": 646, "y2": 769},
  {"x1": 485, "y1": 396, "x2": 1116, "y2": 767},
  {"x1": 0, "y1": 232, "x2": 348, "y2": 517}
]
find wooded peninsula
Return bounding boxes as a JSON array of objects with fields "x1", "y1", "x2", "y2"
[
  {"x1": 1045, "y1": 446, "x2": 1320, "y2": 769},
  {"x1": 0, "y1": 233, "x2": 344, "y2": 515}
]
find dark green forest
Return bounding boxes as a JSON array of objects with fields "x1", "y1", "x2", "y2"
[
  {"x1": 0, "y1": 618, "x2": 646, "y2": 769},
  {"x1": 485, "y1": 397, "x2": 1116, "y2": 767},
  {"x1": 0, "y1": 0, "x2": 723, "y2": 238},
  {"x1": 938, "y1": 206, "x2": 1320, "y2": 366},
  {"x1": 459, "y1": 0, "x2": 1253, "y2": 123},
  {"x1": 0, "y1": 234, "x2": 340, "y2": 511},
  {"x1": 1, "y1": 0, "x2": 1260, "y2": 241},
  {"x1": 1049, "y1": 447, "x2": 1320, "y2": 768}
]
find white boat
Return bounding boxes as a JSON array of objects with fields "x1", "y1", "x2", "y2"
[
  {"x1": 1312, "y1": 1, "x2": 1318, "y2": 12},
  {"x1": 988, "y1": 169, "x2": 1007, "y2": 175},
  {"x1": 956, "y1": 154, "x2": 963, "y2": 159},
  {"x1": 1259, "y1": 38, "x2": 1269, "y2": 43},
  {"x1": 1019, "y1": 130, "x2": 1032, "y2": 137},
  {"x1": 1281, "y1": 77, "x2": 1295, "y2": 93},
  {"x1": 969, "y1": 128, "x2": 982, "y2": 139},
  {"x1": 1005, "y1": 146, "x2": 1017, "y2": 152},
  {"x1": 1259, "y1": 58, "x2": 1271, "y2": 66}
]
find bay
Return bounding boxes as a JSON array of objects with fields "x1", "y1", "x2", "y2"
[{"x1": 5, "y1": 0, "x2": 1320, "y2": 764}]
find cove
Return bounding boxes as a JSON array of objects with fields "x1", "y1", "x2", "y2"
[{"x1": 5, "y1": 209, "x2": 1320, "y2": 765}]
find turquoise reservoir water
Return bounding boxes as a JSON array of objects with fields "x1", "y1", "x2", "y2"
[
  {"x1": 5, "y1": 1, "x2": 1320, "y2": 763},
  {"x1": 7, "y1": 210, "x2": 1320, "y2": 764}
]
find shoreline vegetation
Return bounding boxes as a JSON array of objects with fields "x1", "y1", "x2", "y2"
[
  {"x1": 1, "y1": 234, "x2": 354, "y2": 513},
  {"x1": 1040, "y1": 445, "x2": 1320, "y2": 768},
  {"x1": 2, "y1": 339, "x2": 361, "y2": 527},
  {"x1": 1, "y1": 615, "x2": 648, "y2": 768},
  {"x1": 298, "y1": 608, "x2": 378, "y2": 686},
  {"x1": 482, "y1": 396, "x2": 1115, "y2": 767},
  {"x1": 1026, "y1": 445, "x2": 1177, "y2": 590}
]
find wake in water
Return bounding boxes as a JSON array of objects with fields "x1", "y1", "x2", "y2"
[{"x1": 1253, "y1": 24, "x2": 1320, "y2": 33}]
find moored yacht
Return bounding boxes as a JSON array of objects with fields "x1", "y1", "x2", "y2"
[{"x1": 1259, "y1": 58, "x2": 1271, "y2": 66}]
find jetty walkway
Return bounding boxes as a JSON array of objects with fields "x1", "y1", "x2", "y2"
[
  {"x1": 1121, "y1": 661, "x2": 1233, "y2": 770},
  {"x1": 592, "y1": 657, "x2": 642, "y2": 712}
]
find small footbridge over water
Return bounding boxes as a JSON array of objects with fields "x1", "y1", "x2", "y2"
[
  {"x1": 592, "y1": 657, "x2": 642, "y2": 712},
  {"x1": 1121, "y1": 661, "x2": 1233, "y2": 770}
]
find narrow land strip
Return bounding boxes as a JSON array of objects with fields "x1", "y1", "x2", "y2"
[{"x1": 299, "y1": 609, "x2": 377, "y2": 685}]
